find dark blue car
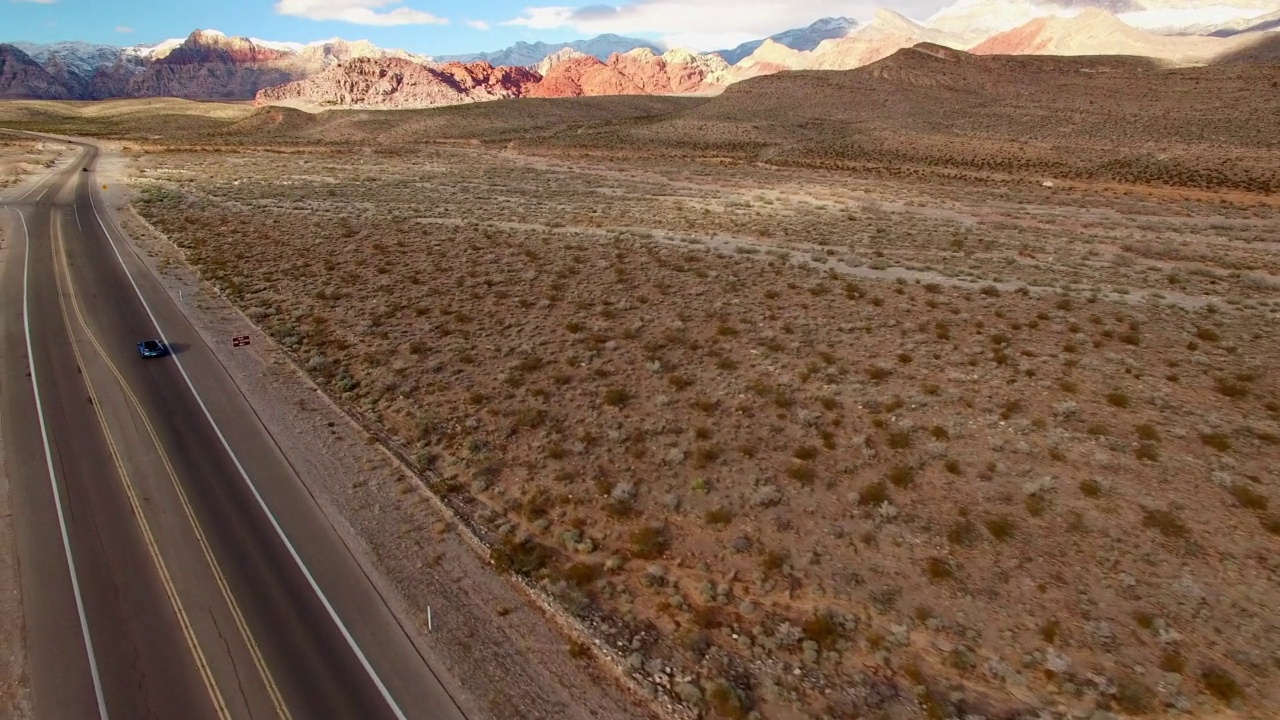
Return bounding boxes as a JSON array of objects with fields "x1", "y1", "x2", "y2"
[{"x1": 137, "y1": 339, "x2": 169, "y2": 358}]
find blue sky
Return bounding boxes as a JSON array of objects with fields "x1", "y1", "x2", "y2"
[{"x1": 4, "y1": 1, "x2": 954, "y2": 55}]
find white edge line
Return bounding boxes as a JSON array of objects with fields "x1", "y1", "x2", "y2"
[
  {"x1": 13, "y1": 205, "x2": 111, "y2": 720},
  {"x1": 15, "y1": 174, "x2": 47, "y2": 202},
  {"x1": 86, "y1": 160, "x2": 411, "y2": 720}
]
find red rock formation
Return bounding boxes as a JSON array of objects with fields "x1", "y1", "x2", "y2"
[
  {"x1": 525, "y1": 55, "x2": 644, "y2": 98},
  {"x1": 125, "y1": 30, "x2": 301, "y2": 100},
  {"x1": 158, "y1": 30, "x2": 290, "y2": 66},
  {"x1": 526, "y1": 49, "x2": 730, "y2": 98},
  {"x1": 255, "y1": 57, "x2": 539, "y2": 107}
]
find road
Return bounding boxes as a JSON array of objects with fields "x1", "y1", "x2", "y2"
[{"x1": 0, "y1": 138, "x2": 471, "y2": 719}]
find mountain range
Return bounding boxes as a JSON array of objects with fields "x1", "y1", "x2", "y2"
[
  {"x1": 1, "y1": 0, "x2": 1277, "y2": 107},
  {"x1": 436, "y1": 34, "x2": 662, "y2": 66}
]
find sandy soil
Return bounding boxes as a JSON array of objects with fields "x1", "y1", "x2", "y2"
[
  {"x1": 0, "y1": 137, "x2": 74, "y2": 197},
  {"x1": 92, "y1": 143, "x2": 661, "y2": 720}
]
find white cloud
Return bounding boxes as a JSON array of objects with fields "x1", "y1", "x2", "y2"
[
  {"x1": 11, "y1": 0, "x2": 60, "y2": 4},
  {"x1": 467, "y1": 19, "x2": 491, "y2": 30},
  {"x1": 275, "y1": 0, "x2": 449, "y2": 26},
  {"x1": 504, "y1": 1, "x2": 952, "y2": 50},
  {"x1": 115, "y1": 26, "x2": 134, "y2": 33}
]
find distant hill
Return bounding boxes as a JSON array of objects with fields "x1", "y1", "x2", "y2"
[
  {"x1": 971, "y1": 8, "x2": 1275, "y2": 65},
  {"x1": 616, "y1": 42, "x2": 1278, "y2": 191}
]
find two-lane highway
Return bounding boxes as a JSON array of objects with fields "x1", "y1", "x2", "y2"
[{"x1": 1, "y1": 138, "x2": 472, "y2": 719}]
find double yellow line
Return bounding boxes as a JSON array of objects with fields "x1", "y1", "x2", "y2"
[{"x1": 52, "y1": 210, "x2": 292, "y2": 720}]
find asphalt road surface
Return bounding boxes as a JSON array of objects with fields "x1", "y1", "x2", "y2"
[{"x1": 1, "y1": 138, "x2": 471, "y2": 720}]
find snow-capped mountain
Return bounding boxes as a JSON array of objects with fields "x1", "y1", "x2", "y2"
[
  {"x1": 123, "y1": 37, "x2": 187, "y2": 60},
  {"x1": 438, "y1": 34, "x2": 662, "y2": 67},
  {"x1": 715, "y1": 17, "x2": 860, "y2": 64},
  {"x1": 11, "y1": 41, "x2": 125, "y2": 77}
]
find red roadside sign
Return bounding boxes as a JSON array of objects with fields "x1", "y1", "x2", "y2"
[{"x1": 232, "y1": 335, "x2": 251, "y2": 347}]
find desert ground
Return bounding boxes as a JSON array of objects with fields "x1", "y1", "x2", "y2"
[
  {"x1": 0, "y1": 135, "x2": 75, "y2": 190},
  {"x1": 3, "y1": 53, "x2": 1278, "y2": 720}
]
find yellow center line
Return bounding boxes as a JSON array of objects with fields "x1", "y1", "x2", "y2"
[
  {"x1": 51, "y1": 213, "x2": 233, "y2": 720},
  {"x1": 54, "y1": 210, "x2": 293, "y2": 720}
]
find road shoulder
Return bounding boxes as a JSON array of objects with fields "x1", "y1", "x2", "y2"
[{"x1": 0, "y1": 207, "x2": 33, "y2": 720}]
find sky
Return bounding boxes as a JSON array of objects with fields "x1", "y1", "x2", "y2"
[{"x1": 3, "y1": 0, "x2": 957, "y2": 55}]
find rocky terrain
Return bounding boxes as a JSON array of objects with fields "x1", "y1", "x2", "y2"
[
  {"x1": 255, "y1": 58, "x2": 539, "y2": 109},
  {"x1": 527, "y1": 49, "x2": 732, "y2": 99},
  {"x1": 0, "y1": 45, "x2": 73, "y2": 100}
]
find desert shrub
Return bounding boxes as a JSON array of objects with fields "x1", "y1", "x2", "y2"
[
  {"x1": 704, "y1": 508, "x2": 735, "y2": 526},
  {"x1": 946, "y1": 518, "x2": 979, "y2": 547},
  {"x1": 866, "y1": 365, "x2": 892, "y2": 381},
  {"x1": 706, "y1": 680, "x2": 749, "y2": 719},
  {"x1": 693, "y1": 445, "x2": 722, "y2": 468},
  {"x1": 793, "y1": 445, "x2": 818, "y2": 461},
  {"x1": 925, "y1": 557, "x2": 956, "y2": 582},
  {"x1": 1264, "y1": 515, "x2": 1280, "y2": 536},
  {"x1": 786, "y1": 463, "x2": 816, "y2": 485},
  {"x1": 887, "y1": 429, "x2": 913, "y2": 449},
  {"x1": 802, "y1": 612, "x2": 842, "y2": 649},
  {"x1": 1040, "y1": 618, "x2": 1061, "y2": 643},
  {"x1": 1025, "y1": 493, "x2": 1049, "y2": 517},
  {"x1": 1200, "y1": 665, "x2": 1244, "y2": 703},
  {"x1": 1114, "y1": 674, "x2": 1155, "y2": 714},
  {"x1": 1135, "y1": 423, "x2": 1161, "y2": 442},
  {"x1": 492, "y1": 537, "x2": 555, "y2": 577},
  {"x1": 1142, "y1": 508, "x2": 1189, "y2": 539},
  {"x1": 1160, "y1": 651, "x2": 1187, "y2": 674},
  {"x1": 1201, "y1": 433, "x2": 1233, "y2": 452},
  {"x1": 985, "y1": 515, "x2": 1016, "y2": 541},
  {"x1": 562, "y1": 562, "x2": 603, "y2": 588},
  {"x1": 1194, "y1": 327, "x2": 1220, "y2": 342},
  {"x1": 886, "y1": 464, "x2": 916, "y2": 488},
  {"x1": 603, "y1": 388, "x2": 633, "y2": 407},
  {"x1": 1080, "y1": 478, "x2": 1102, "y2": 498},
  {"x1": 1214, "y1": 378, "x2": 1249, "y2": 399},
  {"x1": 858, "y1": 481, "x2": 890, "y2": 506},
  {"x1": 630, "y1": 525, "x2": 670, "y2": 559},
  {"x1": 1229, "y1": 483, "x2": 1268, "y2": 511}
]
